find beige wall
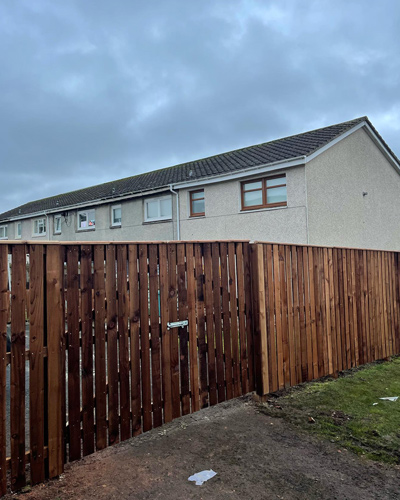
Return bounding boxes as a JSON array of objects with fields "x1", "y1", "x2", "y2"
[
  {"x1": 5, "y1": 193, "x2": 176, "y2": 242},
  {"x1": 306, "y1": 127, "x2": 400, "y2": 250},
  {"x1": 179, "y1": 165, "x2": 308, "y2": 244}
]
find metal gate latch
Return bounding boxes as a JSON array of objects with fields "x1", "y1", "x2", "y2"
[{"x1": 167, "y1": 320, "x2": 188, "y2": 330}]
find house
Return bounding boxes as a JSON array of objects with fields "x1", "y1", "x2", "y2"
[{"x1": 0, "y1": 116, "x2": 399, "y2": 250}]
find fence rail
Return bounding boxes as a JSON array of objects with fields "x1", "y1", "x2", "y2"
[{"x1": 0, "y1": 240, "x2": 400, "y2": 495}]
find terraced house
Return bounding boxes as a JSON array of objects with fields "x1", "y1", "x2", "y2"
[{"x1": 1, "y1": 116, "x2": 400, "y2": 250}]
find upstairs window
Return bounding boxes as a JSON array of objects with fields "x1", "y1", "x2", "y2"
[
  {"x1": 144, "y1": 195, "x2": 172, "y2": 222},
  {"x1": 16, "y1": 222, "x2": 21, "y2": 239},
  {"x1": 78, "y1": 209, "x2": 95, "y2": 230},
  {"x1": 190, "y1": 190, "x2": 205, "y2": 217},
  {"x1": 111, "y1": 205, "x2": 122, "y2": 227},
  {"x1": 0, "y1": 225, "x2": 7, "y2": 240},
  {"x1": 54, "y1": 215, "x2": 62, "y2": 234},
  {"x1": 241, "y1": 174, "x2": 287, "y2": 210},
  {"x1": 33, "y1": 218, "x2": 46, "y2": 236}
]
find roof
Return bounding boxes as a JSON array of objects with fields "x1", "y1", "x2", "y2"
[{"x1": 0, "y1": 116, "x2": 394, "y2": 221}]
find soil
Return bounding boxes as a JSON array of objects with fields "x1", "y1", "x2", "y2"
[{"x1": 6, "y1": 396, "x2": 400, "y2": 500}]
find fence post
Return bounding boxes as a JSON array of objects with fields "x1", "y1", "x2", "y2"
[
  {"x1": 46, "y1": 246, "x2": 65, "y2": 479},
  {"x1": 250, "y1": 243, "x2": 269, "y2": 396}
]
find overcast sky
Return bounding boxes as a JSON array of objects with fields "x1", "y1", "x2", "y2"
[{"x1": 1, "y1": 0, "x2": 399, "y2": 213}]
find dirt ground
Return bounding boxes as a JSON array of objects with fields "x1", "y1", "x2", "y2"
[{"x1": 7, "y1": 396, "x2": 400, "y2": 500}]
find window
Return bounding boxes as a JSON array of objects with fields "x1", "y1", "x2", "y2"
[
  {"x1": 16, "y1": 223, "x2": 21, "y2": 239},
  {"x1": 111, "y1": 205, "x2": 122, "y2": 227},
  {"x1": 144, "y1": 195, "x2": 172, "y2": 222},
  {"x1": 33, "y1": 218, "x2": 46, "y2": 236},
  {"x1": 54, "y1": 215, "x2": 62, "y2": 234},
  {"x1": 77, "y1": 209, "x2": 95, "y2": 230},
  {"x1": 189, "y1": 190, "x2": 205, "y2": 217},
  {"x1": 0, "y1": 225, "x2": 7, "y2": 240},
  {"x1": 241, "y1": 175, "x2": 287, "y2": 210}
]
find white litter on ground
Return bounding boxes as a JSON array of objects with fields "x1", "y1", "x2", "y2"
[
  {"x1": 188, "y1": 470, "x2": 217, "y2": 486},
  {"x1": 372, "y1": 403, "x2": 378, "y2": 406},
  {"x1": 379, "y1": 397, "x2": 398, "y2": 402}
]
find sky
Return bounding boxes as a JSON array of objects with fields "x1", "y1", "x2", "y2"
[{"x1": 0, "y1": 0, "x2": 399, "y2": 214}]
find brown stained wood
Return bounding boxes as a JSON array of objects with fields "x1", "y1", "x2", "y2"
[
  {"x1": 364, "y1": 251, "x2": 371, "y2": 363},
  {"x1": 332, "y1": 248, "x2": 343, "y2": 372},
  {"x1": 167, "y1": 244, "x2": 180, "y2": 418},
  {"x1": 342, "y1": 249, "x2": 351, "y2": 369},
  {"x1": 395, "y1": 254, "x2": 400, "y2": 354},
  {"x1": 149, "y1": 245, "x2": 162, "y2": 427},
  {"x1": 390, "y1": 254, "x2": 398, "y2": 356},
  {"x1": 312, "y1": 248, "x2": 324, "y2": 377},
  {"x1": 285, "y1": 246, "x2": 296, "y2": 386},
  {"x1": 159, "y1": 244, "x2": 172, "y2": 422},
  {"x1": 337, "y1": 249, "x2": 347, "y2": 370},
  {"x1": 212, "y1": 243, "x2": 225, "y2": 402},
  {"x1": 323, "y1": 248, "x2": 333, "y2": 375},
  {"x1": 220, "y1": 242, "x2": 233, "y2": 399},
  {"x1": 81, "y1": 245, "x2": 94, "y2": 456},
  {"x1": 380, "y1": 252, "x2": 388, "y2": 358},
  {"x1": 387, "y1": 254, "x2": 395, "y2": 357},
  {"x1": 138, "y1": 244, "x2": 151, "y2": 431},
  {"x1": 128, "y1": 245, "x2": 142, "y2": 435},
  {"x1": 292, "y1": 246, "x2": 302, "y2": 383},
  {"x1": 250, "y1": 244, "x2": 269, "y2": 396},
  {"x1": 236, "y1": 243, "x2": 248, "y2": 395},
  {"x1": 319, "y1": 248, "x2": 328, "y2": 376},
  {"x1": 66, "y1": 246, "x2": 81, "y2": 461},
  {"x1": 93, "y1": 245, "x2": 107, "y2": 450},
  {"x1": 265, "y1": 244, "x2": 278, "y2": 391},
  {"x1": 383, "y1": 253, "x2": 392, "y2": 356},
  {"x1": 106, "y1": 245, "x2": 120, "y2": 443},
  {"x1": 187, "y1": 244, "x2": 200, "y2": 412},
  {"x1": 273, "y1": 244, "x2": 284, "y2": 389},
  {"x1": 297, "y1": 247, "x2": 308, "y2": 381},
  {"x1": 370, "y1": 252, "x2": 378, "y2": 360},
  {"x1": 377, "y1": 252, "x2": 385, "y2": 359},
  {"x1": 308, "y1": 247, "x2": 318, "y2": 380},
  {"x1": 243, "y1": 243, "x2": 255, "y2": 392},
  {"x1": 328, "y1": 248, "x2": 337, "y2": 375},
  {"x1": 228, "y1": 243, "x2": 241, "y2": 397},
  {"x1": 279, "y1": 245, "x2": 289, "y2": 387},
  {"x1": 351, "y1": 250, "x2": 359, "y2": 366},
  {"x1": 204, "y1": 244, "x2": 217, "y2": 404},
  {"x1": 0, "y1": 245, "x2": 8, "y2": 496},
  {"x1": 177, "y1": 244, "x2": 190, "y2": 415},
  {"x1": 46, "y1": 245, "x2": 65, "y2": 480},
  {"x1": 303, "y1": 247, "x2": 313, "y2": 381},
  {"x1": 356, "y1": 251, "x2": 366, "y2": 365},
  {"x1": 10, "y1": 245, "x2": 26, "y2": 491},
  {"x1": 117, "y1": 245, "x2": 131, "y2": 439},
  {"x1": 29, "y1": 245, "x2": 45, "y2": 484},
  {"x1": 195, "y1": 244, "x2": 208, "y2": 407}
]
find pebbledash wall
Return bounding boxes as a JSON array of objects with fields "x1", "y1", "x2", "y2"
[{"x1": 3, "y1": 127, "x2": 400, "y2": 249}]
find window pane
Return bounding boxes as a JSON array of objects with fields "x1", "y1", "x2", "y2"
[
  {"x1": 243, "y1": 190, "x2": 263, "y2": 207},
  {"x1": 191, "y1": 190, "x2": 204, "y2": 200},
  {"x1": 267, "y1": 185, "x2": 287, "y2": 204},
  {"x1": 55, "y1": 217, "x2": 61, "y2": 232},
  {"x1": 17, "y1": 223, "x2": 21, "y2": 237},
  {"x1": 79, "y1": 213, "x2": 87, "y2": 228},
  {"x1": 147, "y1": 200, "x2": 158, "y2": 219},
  {"x1": 192, "y1": 199, "x2": 205, "y2": 215},
  {"x1": 266, "y1": 176, "x2": 285, "y2": 188},
  {"x1": 160, "y1": 198, "x2": 172, "y2": 218},
  {"x1": 243, "y1": 181, "x2": 262, "y2": 191},
  {"x1": 113, "y1": 207, "x2": 121, "y2": 224}
]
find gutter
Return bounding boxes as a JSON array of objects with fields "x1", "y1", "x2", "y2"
[{"x1": 169, "y1": 185, "x2": 180, "y2": 240}]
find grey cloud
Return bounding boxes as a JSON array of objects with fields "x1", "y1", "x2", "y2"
[{"x1": 0, "y1": 0, "x2": 399, "y2": 212}]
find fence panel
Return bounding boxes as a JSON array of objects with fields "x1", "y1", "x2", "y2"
[{"x1": 2, "y1": 239, "x2": 400, "y2": 495}]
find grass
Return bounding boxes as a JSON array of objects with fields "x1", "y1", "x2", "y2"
[{"x1": 260, "y1": 357, "x2": 400, "y2": 464}]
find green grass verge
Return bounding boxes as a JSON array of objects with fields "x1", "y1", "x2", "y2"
[{"x1": 259, "y1": 357, "x2": 400, "y2": 464}]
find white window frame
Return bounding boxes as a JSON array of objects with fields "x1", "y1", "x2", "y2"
[
  {"x1": 111, "y1": 205, "x2": 122, "y2": 227},
  {"x1": 54, "y1": 215, "x2": 62, "y2": 235},
  {"x1": 77, "y1": 209, "x2": 96, "y2": 231},
  {"x1": 144, "y1": 195, "x2": 172, "y2": 222},
  {"x1": 0, "y1": 225, "x2": 8, "y2": 240},
  {"x1": 32, "y1": 218, "x2": 46, "y2": 237},
  {"x1": 16, "y1": 222, "x2": 22, "y2": 239}
]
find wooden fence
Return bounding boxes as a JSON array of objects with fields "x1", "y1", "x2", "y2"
[
  {"x1": 0, "y1": 241, "x2": 254, "y2": 494},
  {"x1": 0, "y1": 240, "x2": 399, "y2": 495}
]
